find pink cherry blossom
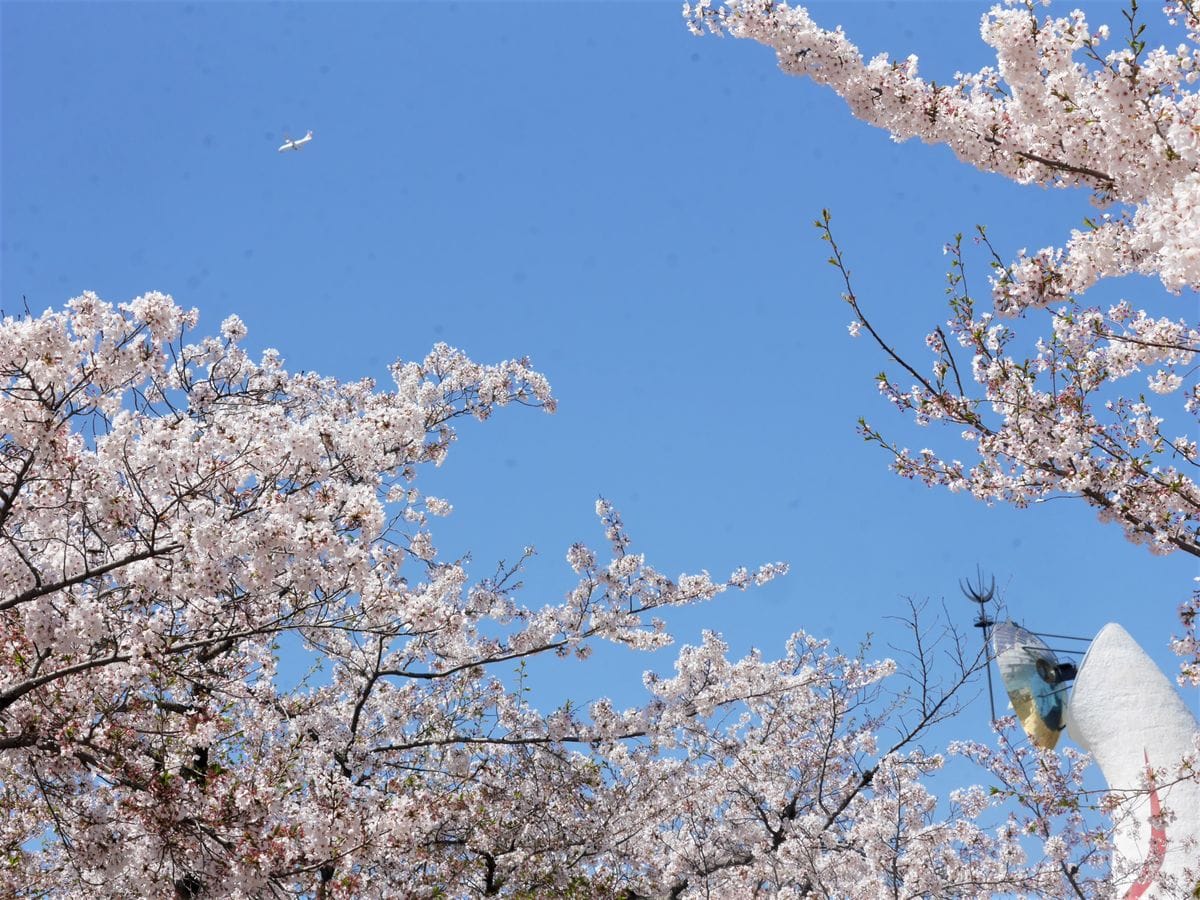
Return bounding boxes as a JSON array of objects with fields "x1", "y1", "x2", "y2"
[
  {"x1": 687, "y1": 0, "x2": 1198, "y2": 681},
  {"x1": 0, "y1": 294, "x2": 1124, "y2": 896}
]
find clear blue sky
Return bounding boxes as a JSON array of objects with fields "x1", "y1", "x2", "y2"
[{"x1": 3, "y1": 1, "x2": 1195, "y2": 740}]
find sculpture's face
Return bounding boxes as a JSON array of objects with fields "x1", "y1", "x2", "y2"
[{"x1": 993, "y1": 621, "x2": 1071, "y2": 749}]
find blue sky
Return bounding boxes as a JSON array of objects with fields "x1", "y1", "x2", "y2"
[{"x1": 3, "y1": 1, "x2": 1195, "y2": 740}]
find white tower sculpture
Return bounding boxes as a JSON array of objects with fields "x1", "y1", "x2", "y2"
[{"x1": 1066, "y1": 623, "x2": 1200, "y2": 898}]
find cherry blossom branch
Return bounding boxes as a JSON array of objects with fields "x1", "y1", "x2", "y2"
[{"x1": 0, "y1": 543, "x2": 182, "y2": 612}]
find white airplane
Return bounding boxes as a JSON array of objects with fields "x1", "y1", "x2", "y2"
[{"x1": 277, "y1": 130, "x2": 313, "y2": 152}]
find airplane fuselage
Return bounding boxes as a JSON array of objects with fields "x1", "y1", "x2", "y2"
[{"x1": 277, "y1": 131, "x2": 313, "y2": 152}]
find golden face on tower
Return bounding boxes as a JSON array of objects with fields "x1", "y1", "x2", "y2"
[{"x1": 992, "y1": 621, "x2": 1073, "y2": 750}]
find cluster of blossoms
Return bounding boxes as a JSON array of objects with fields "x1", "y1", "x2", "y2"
[
  {"x1": 1, "y1": 295, "x2": 1126, "y2": 896},
  {"x1": 687, "y1": 0, "x2": 1200, "y2": 305},
  {"x1": 689, "y1": 0, "x2": 1199, "y2": 678}
]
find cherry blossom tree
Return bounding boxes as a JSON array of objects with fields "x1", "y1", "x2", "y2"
[
  {"x1": 683, "y1": 0, "x2": 1200, "y2": 894},
  {"x1": 6, "y1": 0, "x2": 1200, "y2": 895},
  {"x1": 2, "y1": 294, "x2": 1118, "y2": 897},
  {"x1": 686, "y1": 0, "x2": 1199, "y2": 678}
]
